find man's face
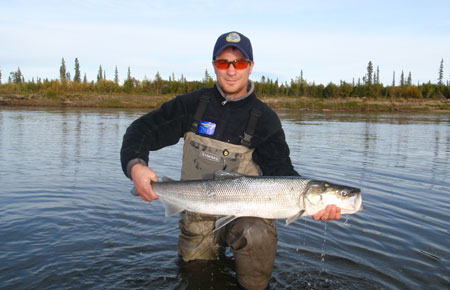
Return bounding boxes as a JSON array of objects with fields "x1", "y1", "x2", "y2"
[{"x1": 213, "y1": 47, "x2": 254, "y2": 99}]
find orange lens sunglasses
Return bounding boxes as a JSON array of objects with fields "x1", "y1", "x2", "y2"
[{"x1": 213, "y1": 59, "x2": 251, "y2": 70}]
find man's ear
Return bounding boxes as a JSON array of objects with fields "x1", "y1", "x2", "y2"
[
  {"x1": 248, "y1": 61, "x2": 254, "y2": 75},
  {"x1": 212, "y1": 61, "x2": 219, "y2": 76}
]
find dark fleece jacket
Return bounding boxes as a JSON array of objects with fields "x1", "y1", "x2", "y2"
[{"x1": 120, "y1": 85, "x2": 299, "y2": 178}]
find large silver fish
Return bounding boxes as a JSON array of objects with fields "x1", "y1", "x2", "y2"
[{"x1": 131, "y1": 171, "x2": 362, "y2": 230}]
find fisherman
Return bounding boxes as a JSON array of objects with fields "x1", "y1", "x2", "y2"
[{"x1": 121, "y1": 31, "x2": 341, "y2": 289}]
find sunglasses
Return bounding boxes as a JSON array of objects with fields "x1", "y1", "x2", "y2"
[{"x1": 213, "y1": 59, "x2": 252, "y2": 70}]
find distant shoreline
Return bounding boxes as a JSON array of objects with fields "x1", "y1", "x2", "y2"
[{"x1": 1, "y1": 93, "x2": 449, "y2": 113}]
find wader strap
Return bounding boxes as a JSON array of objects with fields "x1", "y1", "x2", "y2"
[
  {"x1": 240, "y1": 108, "x2": 262, "y2": 147},
  {"x1": 190, "y1": 95, "x2": 210, "y2": 132}
]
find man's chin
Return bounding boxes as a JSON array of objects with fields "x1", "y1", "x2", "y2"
[{"x1": 222, "y1": 85, "x2": 242, "y2": 95}]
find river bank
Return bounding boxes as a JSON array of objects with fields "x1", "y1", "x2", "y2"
[{"x1": 1, "y1": 92, "x2": 449, "y2": 112}]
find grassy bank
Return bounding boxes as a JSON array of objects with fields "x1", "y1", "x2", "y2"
[
  {"x1": 1, "y1": 92, "x2": 449, "y2": 112},
  {"x1": 260, "y1": 96, "x2": 450, "y2": 112}
]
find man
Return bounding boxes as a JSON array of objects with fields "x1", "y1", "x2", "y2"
[{"x1": 121, "y1": 31, "x2": 341, "y2": 289}]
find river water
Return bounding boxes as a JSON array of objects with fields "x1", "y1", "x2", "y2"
[{"x1": 0, "y1": 107, "x2": 449, "y2": 289}]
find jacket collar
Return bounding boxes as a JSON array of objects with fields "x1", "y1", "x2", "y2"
[{"x1": 215, "y1": 80, "x2": 254, "y2": 105}]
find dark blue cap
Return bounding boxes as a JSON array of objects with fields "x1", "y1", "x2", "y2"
[{"x1": 213, "y1": 31, "x2": 253, "y2": 61}]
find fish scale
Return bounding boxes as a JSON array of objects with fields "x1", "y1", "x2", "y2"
[{"x1": 141, "y1": 172, "x2": 363, "y2": 230}]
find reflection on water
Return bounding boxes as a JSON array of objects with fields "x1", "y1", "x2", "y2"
[
  {"x1": 0, "y1": 107, "x2": 449, "y2": 289},
  {"x1": 276, "y1": 111, "x2": 450, "y2": 289}
]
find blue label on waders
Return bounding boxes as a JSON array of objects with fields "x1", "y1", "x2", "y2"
[{"x1": 198, "y1": 121, "x2": 216, "y2": 136}]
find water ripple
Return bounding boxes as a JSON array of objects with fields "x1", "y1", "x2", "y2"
[{"x1": 1, "y1": 108, "x2": 450, "y2": 289}]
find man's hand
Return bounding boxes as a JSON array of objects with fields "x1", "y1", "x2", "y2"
[
  {"x1": 312, "y1": 204, "x2": 342, "y2": 221},
  {"x1": 130, "y1": 164, "x2": 159, "y2": 202}
]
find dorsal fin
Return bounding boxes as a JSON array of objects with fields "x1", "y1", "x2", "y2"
[{"x1": 214, "y1": 170, "x2": 244, "y2": 179}]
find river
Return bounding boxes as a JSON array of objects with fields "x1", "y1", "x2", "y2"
[{"x1": 0, "y1": 107, "x2": 449, "y2": 289}]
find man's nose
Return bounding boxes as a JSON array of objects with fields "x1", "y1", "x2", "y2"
[{"x1": 226, "y1": 64, "x2": 237, "y2": 75}]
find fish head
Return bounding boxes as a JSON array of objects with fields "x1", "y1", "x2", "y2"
[{"x1": 303, "y1": 181, "x2": 362, "y2": 215}]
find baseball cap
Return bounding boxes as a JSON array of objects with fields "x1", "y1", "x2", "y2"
[{"x1": 212, "y1": 31, "x2": 253, "y2": 61}]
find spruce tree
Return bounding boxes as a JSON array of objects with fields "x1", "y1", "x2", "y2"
[
  {"x1": 407, "y1": 72, "x2": 412, "y2": 85},
  {"x1": 392, "y1": 71, "x2": 395, "y2": 86},
  {"x1": 376, "y1": 66, "x2": 380, "y2": 84},
  {"x1": 155, "y1": 71, "x2": 162, "y2": 82},
  {"x1": 203, "y1": 69, "x2": 212, "y2": 83},
  {"x1": 114, "y1": 66, "x2": 119, "y2": 83},
  {"x1": 18, "y1": 67, "x2": 24, "y2": 83},
  {"x1": 0, "y1": 66, "x2": 2, "y2": 84},
  {"x1": 367, "y1": 61, "x2": 373, "y2": 85},
  {"x1": 400, "y1": 70, "x2": 405, "y2": 86},
  {"x1": 10, "y1": 67, "x2": 24, "y2": 83},
  {"x1": 127, "y1": 67, "x2": 131, "y2": 80},
  {"x1": 97, "y1": 65, "x2": 103, "y2": 82},
  {"x1": 60, "y1": 58, "x2": 67, "y2": 81},
  {"x1": 74, "y1": 58, "x2": 81, "y2": 83},
  {"x1": 438, "y1": 58, "x2": 444, "y2": 85}
]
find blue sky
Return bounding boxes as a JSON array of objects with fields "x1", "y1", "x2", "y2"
[{"x1": 1, "y1": 0, "x2": 449, "y2": 85}]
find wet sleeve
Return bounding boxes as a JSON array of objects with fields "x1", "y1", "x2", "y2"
[
  {"x1": 120, "y1": 96, "x2": 191, "y2": 177},
  {"x1": 253, "y1": 128, "x2": 300, "y2": 177}
]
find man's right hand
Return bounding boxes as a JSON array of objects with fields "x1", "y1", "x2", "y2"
[{"x1": 130, "y1": 164, "x2": 159, "y2": 202}]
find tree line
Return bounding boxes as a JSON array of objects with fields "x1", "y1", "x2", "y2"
[{"x1": 1, "y1": 58, "x2": 449, "y2": 99}]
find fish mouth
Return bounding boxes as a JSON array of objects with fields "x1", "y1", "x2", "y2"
[
  {"x1": 351, "y1": 192, "x2": 363, "y2": 213},
  {"x1": 340, "y1": 186, "x2": 362, "y2": 213}
]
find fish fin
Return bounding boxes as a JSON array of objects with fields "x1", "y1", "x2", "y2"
[
  {"x1": 161, "y1": 176, "x2": 175, "y2": 182},
  {"x1": 214, "y1": 215, "x2": 238, "y2": 232},
  {"x1": 159, "y1": 197, "x2": 184, "y2": 217},
  {"x1": 285, "y1": 210, "x2": 306, "y2": 226},
  {"x1": 214, "y1": 170, "x2": 244, "y2": 179}
]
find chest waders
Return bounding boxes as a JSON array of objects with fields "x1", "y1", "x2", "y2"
[{"x1": 177, "y1": 95, "x2": 278, "y2": 289}]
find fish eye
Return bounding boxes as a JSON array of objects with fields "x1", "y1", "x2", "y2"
[{"x1": 340, "y1": 190, "x2": 348, "y2": 197}]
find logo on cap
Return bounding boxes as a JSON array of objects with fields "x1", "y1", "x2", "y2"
[{"x1": 226, "y1": 32, "x2": 241, "y2": 43}]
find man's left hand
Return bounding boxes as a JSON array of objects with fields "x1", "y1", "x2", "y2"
[{"x1": 312, "y1": 204, "x2": 342, "y2": 221}]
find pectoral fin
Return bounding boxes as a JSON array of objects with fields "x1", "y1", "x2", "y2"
[
  {"x1": 285, "y1": 210, "x2": 306, "y2": 226},
  {"x1": 214, "y1": 215, "x2": 238, "y2": 232},
  {"x1": 159, "y1": 197, "x2": 184, "y2": 217}
]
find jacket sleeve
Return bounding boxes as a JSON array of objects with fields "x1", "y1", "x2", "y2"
[
  {"x1": 253, "y1": 128, "x2": 300, "y2": 177},
  {"x1": 120, "y1": 95, "x2": 192, "y2": 178}
]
